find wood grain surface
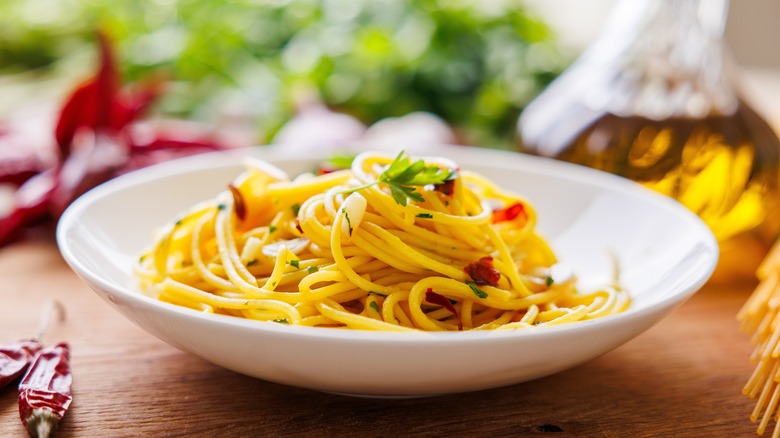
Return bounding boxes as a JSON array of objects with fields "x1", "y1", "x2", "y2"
[{"x1": 0, "y1": 239, "x2": 761, "y2": 437}]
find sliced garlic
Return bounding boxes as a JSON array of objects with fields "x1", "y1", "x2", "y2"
[
  {"x1": 240, "y1": 236, "x2": 263, "y2": 264},
  {"x1": 340, "y1": 192, "x2": 367, "y2": 241},
  {"x1": 261, "y1": 237, "x2": 311, "y2": 257}
]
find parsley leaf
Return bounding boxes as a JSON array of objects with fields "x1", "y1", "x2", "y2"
[
  {"x1": 344, "y1": 210, "x2": 353, "y2": 235},
  {"x1": 467, "y1": 282, "x2": 488, "y2": 299},
  {"x1": 377, "y1": 151, "x2": 453, "y2": 206},
  {"x1": 341, "y1": 151, "x2": 454, "y2": 207}
]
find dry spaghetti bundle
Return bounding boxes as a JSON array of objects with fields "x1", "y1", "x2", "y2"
[
  {"x1": 135, "y1": 151, "x2": 629, "y2": 331},
  {"x1": 739, "y1": 241, "x2": 780, "y2": 436}
]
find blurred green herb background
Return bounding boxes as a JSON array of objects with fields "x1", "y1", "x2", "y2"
[{"x1": 0, "y1": 0, "x2": 569, "y2": 149}]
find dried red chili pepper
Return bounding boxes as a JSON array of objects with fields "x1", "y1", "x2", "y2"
[
  {"x1": 18, "y1": 343, "x2": 72, "y2": 438},
  {"x1": 465, "y1": 256, "x2": 501, "y2": 287},
  {"x1": 425, "y1": 289, "x2": 462, "y2": 331},
  {"x1": 0, "y1": 32, "x2": 230, "y2": 248},
  {"x1": 433, "y1": 176, "x2": 456, "y2": 197},
  {"x1": 228, "y1": 184, "x2": 247, "y2": 221},
  {"x1": 0, "y1": 340, "x2": 42, "y2": 389},
  {"x1": 491, "y1": 202, "x2": 527, "y2": 224},
  {"x1": 0, "y1": 301, "x2": 64, "y2": 390}
]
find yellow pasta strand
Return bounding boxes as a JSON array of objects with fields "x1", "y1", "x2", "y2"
[
  {"x1": 739, "y1": 240, "x2": 780, "y2": 436},
  {"x1": 136, "y1": 151, "x2": 630, "y2": 332}
]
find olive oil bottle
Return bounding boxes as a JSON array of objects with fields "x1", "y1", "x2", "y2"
[{"x1": 518, "y1": 0, "x2": 780, "y2": 280}]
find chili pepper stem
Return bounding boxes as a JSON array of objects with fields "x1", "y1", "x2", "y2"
[
  {"x1": 34, "y1": 300, "x2": 65, "y2": 342},
  {"x1": 26, "y1": 409, "x2": 58, "y2": 438}
]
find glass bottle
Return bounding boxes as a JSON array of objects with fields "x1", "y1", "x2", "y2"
[{"x1": 518, "y1": 0, "x2": 780, "y2": 280}]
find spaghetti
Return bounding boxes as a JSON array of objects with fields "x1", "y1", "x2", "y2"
[
  {"x1": 739, "y1": 241, "x2": 780, "y2": 436},
  {"x1": 135, "y1": 151, "x2": 630, "y2": 331}
]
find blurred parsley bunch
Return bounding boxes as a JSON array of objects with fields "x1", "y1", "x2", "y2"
[{"x1": 0, "y1": 0, "x2": 568, "y2": 148}]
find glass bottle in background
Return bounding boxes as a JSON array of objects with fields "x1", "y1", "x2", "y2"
[{"x1": 517, "y1": 0, "x2": 780, "y2": 281}]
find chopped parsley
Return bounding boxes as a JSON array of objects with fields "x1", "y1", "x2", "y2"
[
  {"x1": 344, "y1": 210, "x2": 353, "y2": 236},
  {"x1": 291, "y1": 203, "x2": 301, "y2": 216},
  {"x1": 467, "y1": 282, "x2": 488, "y2": 299},
  {"x1": 416, "y1": 213, "x2": 434, "y2": 219},
  {"x1": 217, "y1": 203, "x2": 226, "y2": 211},
  {"x1": 290, "y1": 259, "x2": 300, "y2": 269},
  {"x1": 369, "y1": 291, "x2": 388, "y2": 297},
  {"x1": 369, "y1": 301, "x2": 381, "y2": 313},
  {"x1": 341, "y1": 151, "x2": 454, "y2": 207},
  {"x1": 307, "y1": 266, "x2": 320, "y2": 274},
  {"x1": 273, "y1": 318, "x2": 289, "y2": 324},
  {"x1": 269, "y1": 225, "x2": 277, "y2": 234},
  {"x1": 545, "y1": 276, "x2": 554, "y2": 287},
  {"x1": 246, "y1": 259, "x2": 258, "y2": 267}
]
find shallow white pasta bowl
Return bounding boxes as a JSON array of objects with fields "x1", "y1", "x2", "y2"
[{"x1": 57, "y1": 145, "x2": 718, "y2": 397}]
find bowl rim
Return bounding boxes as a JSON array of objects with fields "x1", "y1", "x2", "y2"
[{"x1": 56, "y1": 144, "x2": 719, "y2": 343}]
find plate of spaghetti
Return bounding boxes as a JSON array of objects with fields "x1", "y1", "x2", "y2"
[{"x1": 57, "y1": 145, "x2": 718, "y2": 396}]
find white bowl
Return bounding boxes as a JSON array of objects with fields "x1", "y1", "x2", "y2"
[{"x1": 57, "y1": 145, "x2": 718, "y2": 397}]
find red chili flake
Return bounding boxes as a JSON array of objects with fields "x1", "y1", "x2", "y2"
[
  {"x1": 18, "y1": 343, "x2": 72, "y2": 438},
  {"x1": 464, "y1": 256, "x2": 500, "y2": 287},
  {"x1": 425, "y1": 289, "x2": 462, "y2": 331},
  {"x1": 491, "y1": 202, "x2": 527, "y2": 224},
  {"x1": 433, "y1": 178, "x2": 456, "y2": 197},
  {"x1": 0, "y1": 339, "x2": 42, "y2": 389},
  {"x1": 295, "y1": 219, "x2": 304, "y2": 234},
  {"x1": 227, "y1": 184, "x2": 246, "y2": 221}
]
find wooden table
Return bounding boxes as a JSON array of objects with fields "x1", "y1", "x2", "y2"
[{"x1": 0, "y1": 238, "x2": 761, "y2": 437}]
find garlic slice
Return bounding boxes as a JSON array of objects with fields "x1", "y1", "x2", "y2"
[
  {"x1": 261, "y1": 237, "x2": 311, "y2": 257},
  {"x1": 340, "y1": 192, "x2": 367, "y2": 241}
]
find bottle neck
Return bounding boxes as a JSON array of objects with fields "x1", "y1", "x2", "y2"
[{"x1": 583, "y1": 0, "x2": 736, "y2": 119}]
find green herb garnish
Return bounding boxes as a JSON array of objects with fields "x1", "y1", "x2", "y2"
[
  {"x1": 273, "y1": 318, "x2": 289, "y2": 324},
  {"x1": 545, "y1": 276, "x2": 554, "y2": 287},
  {"x1": 344, "y1": 210, "x2": 353, "y2": 236},
  {"x1": 217, "y1": 203, "x2": 226, "y2": 211},
  {"x1": 307, "y1": 266, "x2": 319, "y2": 274},
  {"x1": 416, "y1": 213, "x2": 434, "y2": 219},
  {"x1": 467, "y1": 282, "x2": 488, "y2": 299},
  {"x1": 268, "y1": 225, "x2": 277, "y2": 234},
  {"x1": 290, "y1": 259, "x2": 300, "y2": 269},
  {"x1": 344, "y1": 151, "x2": 454, "y2": 207},
  {"x1": 324, "y1": 154, "x2": 356, "y2": 170},
  {"x1": 369, "y1": 301, "x2": 381, "y2": 313},
  {"x1": 291, "y1": 203, "x2": 301, "y2": 216},
  {"x1": 379, "y1": 151, "x2": 453, "y2": 206},
  {"x1": 369, "y1": 291, "x2": 388, "y2": 297}
]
